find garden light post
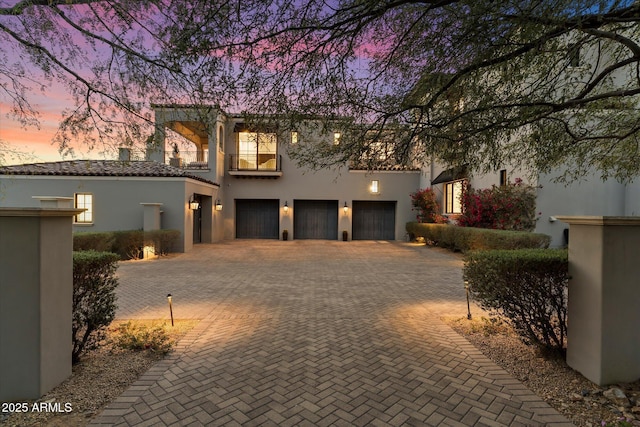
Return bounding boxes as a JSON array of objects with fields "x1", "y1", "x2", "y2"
[
  {"x1": 464, "y1": 281, "x2": 472, "y2": 320},
  {"x1": 167, "y1": 294, "x2": 174, "y2": 326}
]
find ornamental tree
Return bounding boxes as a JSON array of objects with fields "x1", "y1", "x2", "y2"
[{"x1": 2, "y1": 1, "x2": 640, "y2": 181}]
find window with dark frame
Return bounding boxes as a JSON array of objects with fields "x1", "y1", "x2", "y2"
[
  {"x1": 74, "y1": 193, "x2": 93, "y2": 223},
  {"x1": 500, "y1": 169, "x2": 507, "y2": 186},
  {"x1": 237, "y1": 131, "x2": 277, "y2": 170},
  {"x1": 568, "y1": 43, "x2": 581, "y2": 67},
  {"x1": 445, "y1": 180, "x2": 464, "y2": 214}
]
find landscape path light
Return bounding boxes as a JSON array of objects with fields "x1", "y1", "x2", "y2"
[
  {"x1": 464, "y1": 280, "x2": 472, "y2": 320},
  {"x1": 167, "y1": 293, "x2": 174, "y2": 326}
]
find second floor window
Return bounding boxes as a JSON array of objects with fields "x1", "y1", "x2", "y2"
[{"x1": 238, "y1": 131, "x2": 277, "y2": 170}]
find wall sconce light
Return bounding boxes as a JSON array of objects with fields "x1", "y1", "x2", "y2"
[
  {"x1": 283, "y1": 201, "x2": 289, "y2": 213},
  {"x1": 215, "y1": 199, "x2": 223, "y2": 211},
  {"x1": 189, "y1": 195, "x2": 200, "y2": 210},
  {"x1": 370, "y1": 180, "x2": 379, "y2": 194},
  {"x1": 343, "y1": 202, "x2": 349, "y2": 214}
]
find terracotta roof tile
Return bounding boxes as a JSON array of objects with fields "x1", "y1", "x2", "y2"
[{"x1": 0, "y1": 160, "x2": 218, "y2": 185}]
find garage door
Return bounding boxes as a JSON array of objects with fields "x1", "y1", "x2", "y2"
[
  {"x1": 236, "y1": 199, "x2": 279, "y2": 239},
  {"x1": 352, "y1": 201, "x2": 396, "y2": 240},
  {"x1": 294, "y1": 200, "x2": 338, "y2": 240}
]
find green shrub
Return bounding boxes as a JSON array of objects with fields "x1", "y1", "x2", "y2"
[
  {"x1": 73, "y1": 230, "x2": 181, "y2": 259},
  {"x1": 72, "y1": 251, "x2": 119, "y2": 363},
  {"x1": 463, "y1": 249, "x2": 568, "y2": 354},
  {"x1": 146, "y1": 229, "x2": 181, "y2": 255},
  {"x1": 406, "y1": 222, "x2": 550, "y2": 251},
  {"x1": 111, "y1": 230, "x2": 144, "y2": 259},
  {"x1": 111, "y1": 321, "x2": 173, "y2": 354},
  {"x1": 73, "y1": 232, "x2": 116, "y2": 252}
]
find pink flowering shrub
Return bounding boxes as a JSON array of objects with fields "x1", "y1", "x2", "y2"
[
  {"x1": 458, "y1": 178, "x2": 537, "y2": 231},
  {"x1": 410, "y1": 188, "x2": 448, "y2": 223}
]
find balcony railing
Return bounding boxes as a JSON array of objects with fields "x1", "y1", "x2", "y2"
[
  {"x1": 165, "y1": 151, "x2": 209, "y2": 170},
  {"x1": 228, "y1": 154, "x2": 282, "y2": 172}
]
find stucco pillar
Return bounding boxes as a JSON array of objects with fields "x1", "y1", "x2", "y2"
[
  {"x1": 140, "y1": 203, "x2": 163, "y2": 259},
  {"x1": 0, "y1": 207, "x2": 82, "y2": 401},
  {"x1": 557, "y1": 216, "x2": 640, "y2": 385},
  {"x1": 32, "y1": 196, "x2": 74, "y2": 208}
]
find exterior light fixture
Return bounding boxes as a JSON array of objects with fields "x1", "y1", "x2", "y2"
[
  {"x1": 189, "y1": 195, "x2": 200, "y2": 210},
  {"x1": 343, "y1": 202, "x2": 349, "y2": 214},
  {"x1": 215, "y1": 199, "x2": 223, "y2": 211},
  {"x1": 333, "y1": 132, "x2": 341, "y2": 145},
  {"x1": 167, "y1": 294, "x2": 174, "y2": 326},
  {"x1": 283, "y1": 201, "x2": 289, "y2": 213},
  {"x1": 464, "y1": 281, "x2": 472, "y2": 320},
  {"x1": 291, "y1": 131, "x2": 299, "y2": 144},
  {"x1": 370, "y1": 180, "x2": 379, "y2": 194}
]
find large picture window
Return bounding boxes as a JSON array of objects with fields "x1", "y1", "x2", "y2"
[
  {"x1": 445, "y1": 180, "x2": 464, "y2": 214},
  {"x1": 238, "y1": 132, "x2": 277, "y2": 170},
  {"x1": 75, "y1": 193, "x2": 93, "y2": 223}
]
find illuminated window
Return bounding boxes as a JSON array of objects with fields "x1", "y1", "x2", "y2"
[
  {"x1": 75, "y1": 193, "x2": 93, "y2": 223},
  {"x1": 291, "y1": 131, "x2": 299, "y2": 144},
  {"x1": 238, "y1": 131, "x2": 277, "y2": 170},
  {"x1": 445, "y1": 180, "x2": 464, "y2": 214},
  {"x1": 334, "y1": 132, "x2": 341, "y2": 145}
]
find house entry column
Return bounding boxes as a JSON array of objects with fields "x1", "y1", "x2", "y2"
[{"x1": 557, "y1": 216, "x2": 640, "y2": 385}]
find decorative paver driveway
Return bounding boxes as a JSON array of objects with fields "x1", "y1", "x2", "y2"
[{"x1": 91, "y1": 241, "x2": 572, "y2": 426}]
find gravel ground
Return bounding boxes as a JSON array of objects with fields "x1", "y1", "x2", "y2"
[
  {"x1": 0, "y1": 320, "x2": 197, "y2": 427},
  {"x1": 445, "y1": 316, "x2": 640, "y2": 427}
]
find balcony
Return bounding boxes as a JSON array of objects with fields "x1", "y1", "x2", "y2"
[
  {"x1": 228, "y1": 154, "x2": 283, "y2": 178},
  {"x1": 165, "y1": 151, "x2": 209, "y2": 170}
]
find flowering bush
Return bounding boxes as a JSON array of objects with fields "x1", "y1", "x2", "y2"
[
  {"x1": 458, "y1": 178, "x2": 537, "y2": 231},
  {"x1": 410, "y1": 188, "x2": 448, "y2": 223}
]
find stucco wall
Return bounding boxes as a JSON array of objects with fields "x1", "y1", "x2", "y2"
[
  {"x1": 535, "y1": 171, "x2": 627, "y2": 247},
  {"x1": 0, "y1": 175, "x2": 218, "y2": 252}
]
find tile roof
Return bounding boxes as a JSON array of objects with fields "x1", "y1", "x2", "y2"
[{"x1": 0, "y1": 160, "x2": 218, "y2": 185}]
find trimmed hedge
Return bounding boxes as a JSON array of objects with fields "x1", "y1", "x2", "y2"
[
  {"x1": 463, "y1": 249, "x2": 568, "y2": 354},
  {"x1": 73, "y1": 229, "x2": 181, "y2": 259},
  {"x1": 73, "y1": 232, "x2": 115, "y2": 253},
  {"x1": 72, "y1": 251, "x2": 119, "y2": 363},
  {"x1": 406, "y1": 222, "x2": 550, "y2": 251}
]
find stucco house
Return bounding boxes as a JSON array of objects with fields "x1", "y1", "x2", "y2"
[
  {"x1": 0, "y1": 106, "x2": 422, "y2": 251},
  {"x1": 0, "y1": 160, "x2": 219, "y2": 252},
  {"x1": 423, "y1": 161, "x2": 640, "y2": 248},
  {"x1": 418, "y1": 32, "x2": 640, "y2": 248}
]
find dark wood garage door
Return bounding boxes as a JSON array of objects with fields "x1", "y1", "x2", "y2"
[
  {"x1": 352, "y1": 201, "x2": 396, "y2": 240},
  {"x1": 294, "y1": 200, "x2": 338, "y2": 240},
  {"x1": 235, "y1": 199, "x2": 279, "y2": 239}
]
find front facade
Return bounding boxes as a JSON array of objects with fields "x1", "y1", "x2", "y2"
[
  {"x1": 0, "y1": 107, "x2": 422, "y2": 251},
  {"x1": 150, "y1": 106, "x2": 422, "y2": 243}
]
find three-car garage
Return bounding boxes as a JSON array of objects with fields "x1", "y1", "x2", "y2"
[{"x1": 235, "y1": 199, "x2": 397, "y2": 240}]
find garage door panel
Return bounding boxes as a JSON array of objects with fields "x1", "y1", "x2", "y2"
[
  {"x1": 352, "y1": 201, "x2": 396, "y2": 240},
  {"x1": 236, "y1": 199, "x2": 279, "y2": 239},
  {"x1": 294, "y1": 200, "x2": 338, "y2": 240}
]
